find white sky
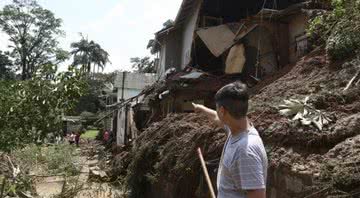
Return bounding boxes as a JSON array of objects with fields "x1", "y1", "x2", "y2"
[{"x1": 0, "y1": 0, "x2": 183, "y2": 72}]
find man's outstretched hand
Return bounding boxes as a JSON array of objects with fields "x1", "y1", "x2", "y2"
[
  {"x1": 191, "y1": 103, "x2": 222, "y2": 127},
  {"x1": 192, "y1": 103, "x2": 203, "y2": 113}
]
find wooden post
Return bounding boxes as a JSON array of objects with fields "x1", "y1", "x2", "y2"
[{"x1": 197, "y1": 148, "x2": 216, "y2": 198}]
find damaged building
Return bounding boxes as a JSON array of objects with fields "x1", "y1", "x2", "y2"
[
  {"x1": 99, "y1": 72, "x2": 156, "y2": 145},
  {"x1": 138, "y1": 0, "x2": 327, "y2": 123}
]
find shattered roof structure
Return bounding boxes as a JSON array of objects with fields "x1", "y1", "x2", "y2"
[{"x1": 175, "y1": 0, "x2": 308, "y2": 25}]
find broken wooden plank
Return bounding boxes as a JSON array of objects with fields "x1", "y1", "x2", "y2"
[{"x1": 225, "y1": 43, "x2": 246, "y2": 74}]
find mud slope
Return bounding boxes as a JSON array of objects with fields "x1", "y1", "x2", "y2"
[
  {"x1": 249, "y1": 49, "x2": 360, "y2": 197},
  {"x1": 114, "y1": 49, "x2": 360, "y2": 198}
]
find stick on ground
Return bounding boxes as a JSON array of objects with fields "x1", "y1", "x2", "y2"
[{"x1": 197, "y1": 148, "x2": 216, "y2": 198}]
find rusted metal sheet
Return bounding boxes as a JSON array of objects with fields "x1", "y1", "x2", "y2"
[{"x1": 196, "y1": 24, "x2": 236, "y2": 57}]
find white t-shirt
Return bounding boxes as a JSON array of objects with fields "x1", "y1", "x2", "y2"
[{"x1": 217, "y1": 126, "x2": 268, "y2": 198}]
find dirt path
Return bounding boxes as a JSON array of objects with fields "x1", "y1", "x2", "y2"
[{"x1": 34, "y1": 141, "x2": 124, "y2": 198}]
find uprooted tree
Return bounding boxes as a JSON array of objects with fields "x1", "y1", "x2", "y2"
[
  {"x1": 0, "y1": 65, "x2": 87, "y2": 152},
  {"x1": 0, "y1": 0, "x2": 69, "y2": 80}
]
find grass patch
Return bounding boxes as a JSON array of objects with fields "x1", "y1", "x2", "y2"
[
  {"x1": 12, "y1": 144, "x2": 80, "y2": 176},
  {"x1": 82, "y1": 130, "x2": 99, "y2": 140}
]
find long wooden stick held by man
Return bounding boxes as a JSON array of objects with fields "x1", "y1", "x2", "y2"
[{"x1": 197, "y1": 147, "x2": 216, "y2": 198}]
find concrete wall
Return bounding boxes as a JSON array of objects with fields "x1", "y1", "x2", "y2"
[
  {"x1": 117, "y1": 88, "x2": 142, "y2": 102},
  {"x1": 117, "y1": 109, "x2": 126, "y2": 145},
  {"x1": 115, "y1": 72, "x2": 156, "y2": 101},
  {"x1": 115, "y1": 72, "x2": 156, "y2": 90},
  {"x1": 158, "y1": 43, "x2": 166, "y2": 77},
  {"x1": 180, "y1": 0, "x2": 202, "y2": 68},
  {"x1": 288, "y1": 13, "x2": 308, "y2": 63},
  {"x1": 165, "y1": 29, "x2": 183, "y2": 71},
  {"x1": 116, "y1": 105, "x2": 137, "y2": 145}
]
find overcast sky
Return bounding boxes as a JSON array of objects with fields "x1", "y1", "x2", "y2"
[{"x1": 0, "y1": 0, "x2": 183, "y2": 72}]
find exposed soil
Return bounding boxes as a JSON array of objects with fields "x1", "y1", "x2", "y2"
[
  {"x1": 123, "y1": 113, "x2": 225, "y2": 198},
  {"x1": 249, "y1": 50, "x2": 360, "y2": 197},
  {"x1": 112, "y1": 49, "x2": 360, "y2": 198}
]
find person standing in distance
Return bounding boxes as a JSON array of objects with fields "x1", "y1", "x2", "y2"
[{"x1": 193, "y1": 82, "x2": 268, "y2": 198}]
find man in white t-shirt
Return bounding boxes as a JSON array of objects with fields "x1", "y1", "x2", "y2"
[{"x1": 193, "y1": 82, "x2": 268, "y2": 198}]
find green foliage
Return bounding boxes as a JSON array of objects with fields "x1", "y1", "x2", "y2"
[
  {"x1": 12, "y1": 144, "x2": 80, "y2": 175},
  {"x1": 82, "y1": 130, "x2": 99, "y2": 140},
  {"x1": 70, "y1": 34, "x2": 110, "y2": 74},
  {"x1": 0, "y1": 51, "x2": 15, "y2": 80},
  {"x1": 147, "y1": 19, "x2": 174, "y2": 55},
  {"x1": 146, "y1": 39, "x2": 161, "y2": 55},
  {"x1": 0, "y1": 0, "x2": 68, "y2": 80},
  {"x1": 307, "y1": 0, "x2": 360, "y2": 61},
  {"x1": 162, "y1": 19, "x2": 174, "y2": 29},
  {"x1": 74, "y1": 72, "x2": 117, "y2": 114},
  {"x1": 130, "y1": 56, "x2": 156, "y2": 73},
  {"x1": 0, "y1": 66, "x2": 87, "y2": 152}
]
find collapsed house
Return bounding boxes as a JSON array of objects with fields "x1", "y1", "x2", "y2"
[
  {"x1": 135, "y1": 0, "x2": 327, "y2": 127},
  {"x1": 99, "y1": 72, "x2": 156, "y2": 145}
]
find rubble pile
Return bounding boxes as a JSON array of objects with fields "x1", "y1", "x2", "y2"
[
  {"x1": 247, "y1": 50, "x2": 360, "y2": 197},
  {"x1": 112, "y1": 49, "x2": 360, "y2": 197},
  {"x1": 124, "y1": 113, "x2": 225, "y2": 198}
]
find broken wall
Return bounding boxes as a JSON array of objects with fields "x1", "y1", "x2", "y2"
[
  {"x1": 181, "y1": 0, "x2": 202, "y2": 68},
  {"x1": 158, "y1": 43, "x2": 166, "y2": 77},
  {"x1": 117, "y1": 108, "x2": 126, "y2": 145},
  {"x1": 165, "y1": 29, "x2": 183, "y2": 71}
]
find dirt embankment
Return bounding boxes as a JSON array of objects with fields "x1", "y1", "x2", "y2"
[
  {"x1": 112, "y1": 49, "x2": 360, "y2": 198},
  {"x1": 248, "y1": 49, "x2": 360, "y2": 197},
  {"x1": 121, "y1": 113, "x2": 225, "y2": 198}
]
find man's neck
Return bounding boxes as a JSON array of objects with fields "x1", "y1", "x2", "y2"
[{"x1": 228, "y1": 117, "x2": 249, "y2": 136}]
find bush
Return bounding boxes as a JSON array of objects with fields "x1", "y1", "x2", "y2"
[
  {"x1": 12, "y1": 144, "x2": 80, "y2": 176},
  {"x1": 0, "y1": 66, "x2": 86, "y2": 152},
  {"x1": 308, "y1": 0, "x2": 360, "y2": 61}
]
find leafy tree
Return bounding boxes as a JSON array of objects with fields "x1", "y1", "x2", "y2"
[
  {"x1": 162, "y1": 19, "x2": 174, "y2": 28},
  {"x1": 0, "y1": 65, "x2": 87, "y2": 151},
  {"x1": 0, "y1": 50, "x2": 15, "y2": 79},
  {"x1": 146, "y1": 39, "x2": 161, "y2": 55},
  {"x1": 70, "y1": 35, "x2": 110, "y2": 74},
  {"x1": 74, "y1": 72, "x2": 117, "y2": 114},
  {"x1": 0, "y1": 0, "x2": 69, "y2": 80},
  {"x1": 147, "y1": 19, "x2": 174, "y2": 55},
  {"x1": 130, "y1": 56, "x2": 156, "y2": 73}
]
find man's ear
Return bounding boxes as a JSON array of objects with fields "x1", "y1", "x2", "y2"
[{"x1": 218, "y1": 106, "x2": 225, "y2": 117}]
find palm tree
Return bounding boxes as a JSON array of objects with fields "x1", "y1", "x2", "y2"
[{"x1": 70, "y1": 35, "x2": 110, "y2": 74}]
